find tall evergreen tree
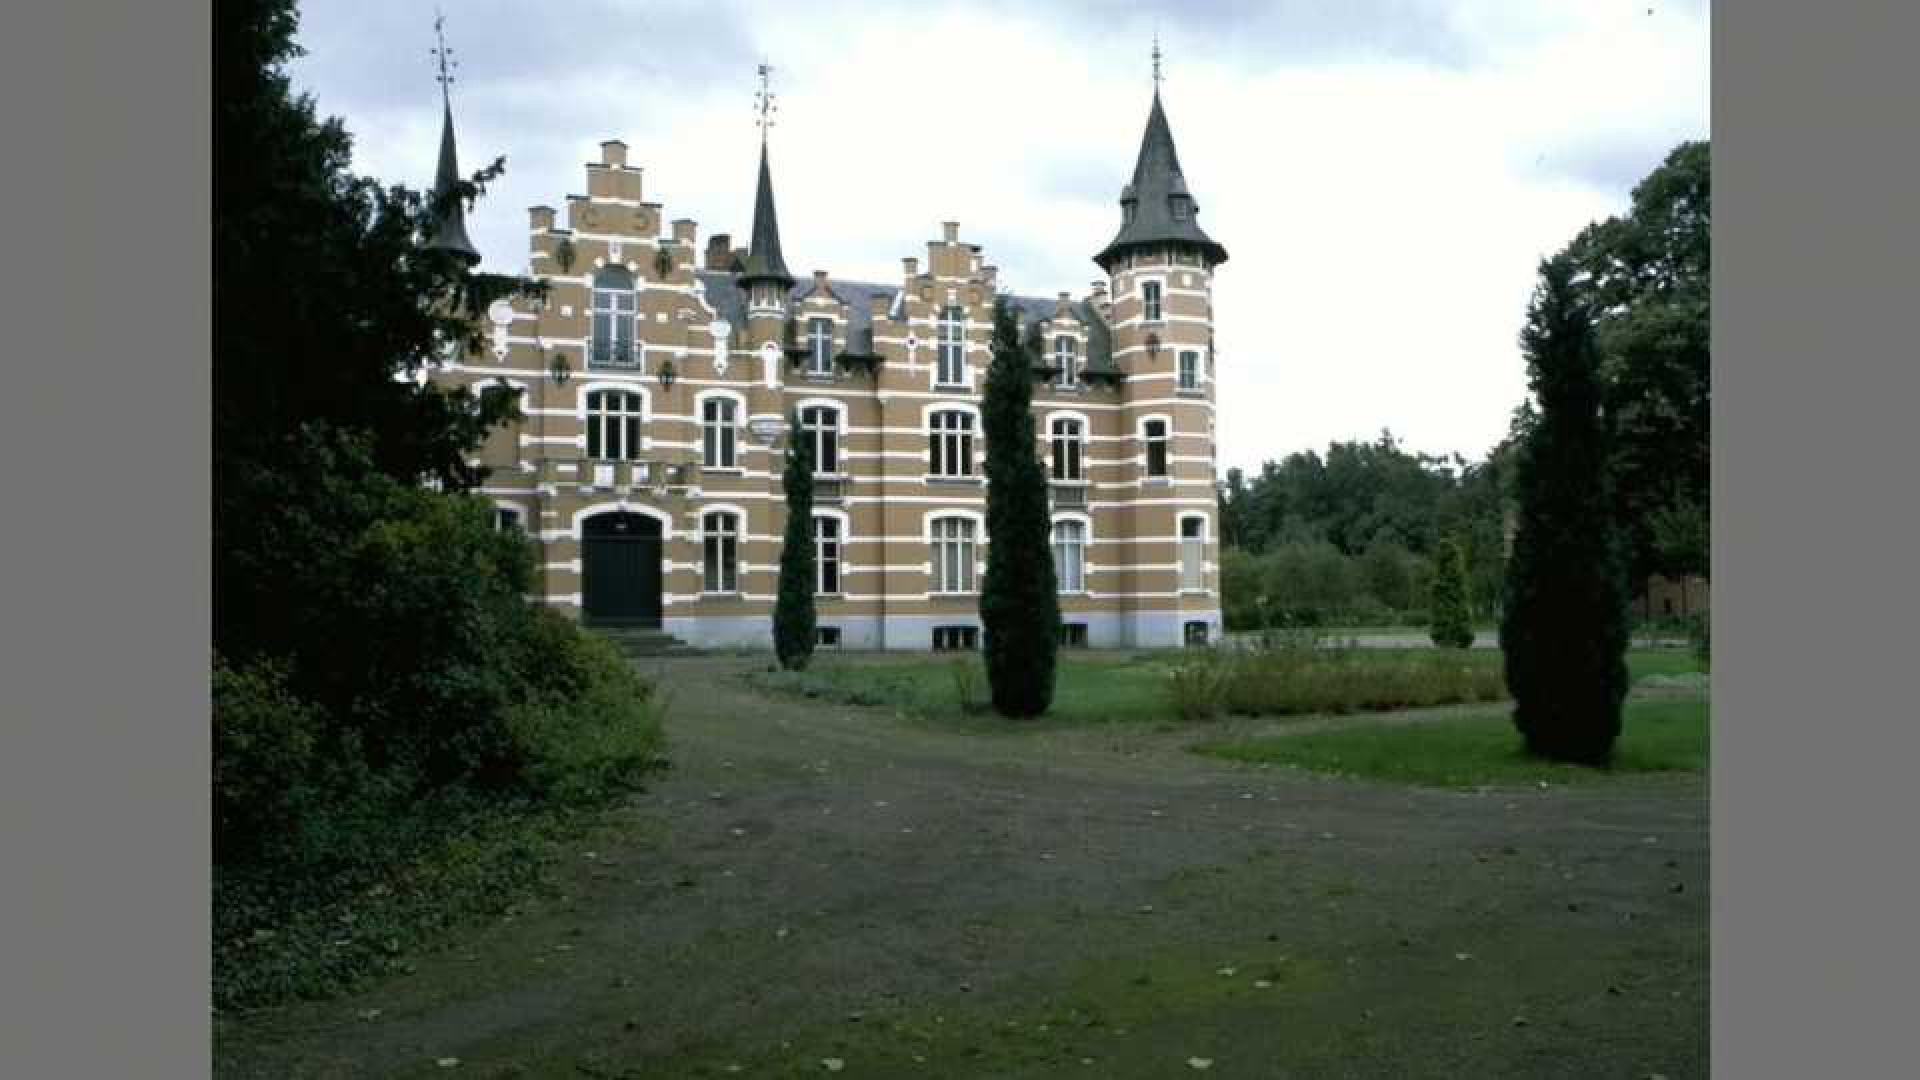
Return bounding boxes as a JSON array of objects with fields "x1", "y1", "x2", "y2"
[
  {"x1": 979, "y1": 296, "x2": 1059, "y2": 717},
  {"x1": 773, "y1": 411, "x2": 817, "y2": 670},
  {"x1": 1428, "y1": 534, "x2": 1474, "y2": 649},
  {"x1": 1500, "y1": 255, "x2": 1631, "y2": 765}
]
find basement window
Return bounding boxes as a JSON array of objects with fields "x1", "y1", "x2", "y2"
[
  {"x1": 932, "y1": 625, "x2": 979, "y2": 652},
  {"x1": 815, "y1": 626, "x2": 842, "y2": 648}
]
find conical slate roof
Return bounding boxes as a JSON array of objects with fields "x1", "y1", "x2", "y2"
[
  {"x1": 425, "y1": 99, "x2": 481, "y2": 266},
  {"x1": 1093, "y1": 90, "x2": 1226, "y2": 272},
  {"x1": 736, "y1": 142, "x2": 795, "y2": 287}
]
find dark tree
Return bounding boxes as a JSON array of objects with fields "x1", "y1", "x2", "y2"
[
  {"x1": 773, "y1": 411, "x2": 817, "y2": 670},
  {"x1": 979, "y1": 296, "x2": 1059, "y2": 717},
  {"x1": 1428, "y1": 534, "x2": 1474, "y2": 649},
  {"x1": 1500, "y1": 255, "x2": 1631, "y2": 765}
]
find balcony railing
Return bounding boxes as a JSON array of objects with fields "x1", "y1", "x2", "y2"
[
  {"x1": 540, "y1": 456, "x2": 693, "y2": 493},
  {"x1": 814, "y1": 475, "x2": 846, "y2": 503},
  {"x1": 588, "y1": 341, "x2": 640, "y2": 370},
  {"x1": 1050, "y1": 481, "x2": 1089, "y2": 510}
]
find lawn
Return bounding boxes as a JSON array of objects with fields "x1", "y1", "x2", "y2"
[
  {"x1": 1195, "y1": 698, "x2": 1709, "y2": 789},
  {"x1": 749, "y1": 647, "x2": 1702, "y2": 730}
]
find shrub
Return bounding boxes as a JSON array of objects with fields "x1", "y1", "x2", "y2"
[
  {"x1": 773, "y1": 410, "x2": 817, "y2": 671},
  {"x1": 1429, "y1": 535, "x2": 1475, "y2": 648},
  {"x1": 1687, "y1": 614, "x2": 1711, "y2": 670},
  {"x1": 1215, "y1": 645, "x2": 1505, "y2": 717},
  {"x1": 1166, "y1": 650, "x2": 1231, "y2": 722},
  {"x1": 949, "y1": 653, "x2": 988, "y2": 714}
]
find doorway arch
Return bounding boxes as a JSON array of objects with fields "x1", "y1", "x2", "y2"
[{"x1": 581, "y1": 511, "x2": 663, "y2": 626}]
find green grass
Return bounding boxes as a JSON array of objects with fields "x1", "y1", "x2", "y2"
[{"x1": 1196, "y1": 698, "x2": 1708, "y2": 789}]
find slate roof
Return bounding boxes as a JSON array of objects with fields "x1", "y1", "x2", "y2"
[
  {"x1": 1093, "y1": 90, "x2": 1227, "y2": 272},
  {"x1": 735, "y1": 143, "x2": 795, "y2": 287},
  {"x1": 425, "y1": 99, "x2": 481, "y2": 265}
]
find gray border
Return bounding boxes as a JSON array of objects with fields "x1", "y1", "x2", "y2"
[
  {"x1": 1, "y1": 1, "x2": 209, "y2": 1076},
  {"x1": 1716, "y1": 5, "x2": 1917, "y2": 1077}
]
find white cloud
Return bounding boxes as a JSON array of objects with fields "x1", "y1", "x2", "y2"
[{"x1": 290, "y1": 0, "x2": 1709, "y2": 472}]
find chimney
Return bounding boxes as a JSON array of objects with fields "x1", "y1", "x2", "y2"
[
  {"x1": 672, "y1": 219, "x2": 696, "y2": 244},
  {"x1": 600, "y1": 140, "x2": 628, "y2": 168},
  {"x1": 903, "y1": 256, "x2": 919, "y2": 279},
  {"x1": 812, "y1": 269, "x2": 831, "y2": 294},
  {"x1": 705, "y1": 234, "x2": 733, "y2": 271},
  {"x1": 528, "y1": 206, "x2": 555, "y2": 231},
  {"x1": 1057, "y1": 291, "x2": 1071, "y2": 310},
  {"x1": 942, "y1": 221, "x2": 960, "y2": 244}
]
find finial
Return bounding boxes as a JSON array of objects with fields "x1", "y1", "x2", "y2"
[
  {"x1": 755, "y1": 60, "x2": 777, "y2": 143},
  {"x1": 432, "y1": 7, "x2": 457, "y2": 104},
  {"x1": 1151, "y1": 34, "x2": 1163, "y2": 90}
]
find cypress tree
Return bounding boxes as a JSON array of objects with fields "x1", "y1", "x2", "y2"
[
  {"x1": 1429, "y1": 534, "x2": 1475, "y2": 649},
  {"x1": 773, "y1": 410, "x2": 817, "y2": 670},
  {"x1": 1500, "y1": 255, "x2": 1631, "y2": 765},
  {"x1": 979, "y1": 295, "x2": 1059, "y2": 717}
]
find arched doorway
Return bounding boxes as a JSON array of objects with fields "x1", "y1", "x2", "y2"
[{"x1": 581, "y1": 511, "x2": 663, "y2": 626}]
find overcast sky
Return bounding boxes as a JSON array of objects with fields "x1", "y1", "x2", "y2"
[{"x1": 289, "y1": 0, "x2": 1709, "y2": 473}]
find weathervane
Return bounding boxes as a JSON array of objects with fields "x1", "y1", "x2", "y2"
[
  {"x1": 431, "y1": 8, "x2": 457, "y2": 104},
  {"x1": 1152, "y1": 33, "x2": 1164, "y2": 90},
  {"x1": 755, "y1": 61, "x2": 777, "y2": 142}
]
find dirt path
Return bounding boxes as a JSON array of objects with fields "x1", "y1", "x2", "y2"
[{"x1": 216, "y1": 656, "x2": 1707, "y2": 1079}]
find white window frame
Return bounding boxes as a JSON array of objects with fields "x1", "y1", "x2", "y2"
[
  {"x1": 797, "y1": 400, "x2": 845, "y2": 475},
  {"x1": 1179, "y1": 513, "x2": 1207, "y2": 593},
  {"x1": 813, "y1": 512, "x2": 844, "y2": 595},
  {"x1": 590, "y1": 266, "x2": 638, "y2": 369},
  {"x1": 935, "y1": 305, "x2": 966, "y2": 386},
  {"x1": 1052, "y1": 515, "x2": 1089, "y2": 594},
  {"x1": 1178, "y1": 349, "x2": 1202, "y2": 391},
  {"x1": 1049, "y1": 414, "x2": 1086, "y2": 481},
  {"x1": 698, "y1": 391, "x2": 743, "y2": 469},
  {"x1": 1053, "y1": 334, "x2": 1079, "y2": 387},
  {"x1": 928, "y1": 408, "x2": 975, "y2": 478},
  {"x1": 583, "y1": 385, "x2": 646, "y2": 461},
  {"x1": 928, "y1": 514, "x2": 980, "y2": 595},
  {"x1": 806, "y1": 316, "x2": 835, "y2": 375},
  {"x1": 702, "y1": 510, "x2": 740, "y2": 593},
  {"x1": 1140, "y1": 414, "x2": 1172, "y2": 478},
  {"x1": 1141, "y1": 279, "x2": 1163, "y2": 323}
]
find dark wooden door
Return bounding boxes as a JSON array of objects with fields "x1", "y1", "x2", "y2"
[{"x1": 582, "y1": 512, "x2": 662, "y2": 626}]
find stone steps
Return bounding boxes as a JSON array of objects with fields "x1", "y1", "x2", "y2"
[{"x1": 590, "y1": 624, "x2": 703, "y2": 658}]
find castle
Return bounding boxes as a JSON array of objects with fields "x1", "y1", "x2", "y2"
[{"x1": 427, "y1": 65, "x2": 1228, "y2": 650}]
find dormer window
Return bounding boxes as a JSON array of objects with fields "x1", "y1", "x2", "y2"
[
  {"x1": 807, "y1": 317, "x2": 834, "y2": 375},
  {"x1": 1054, "y1": 336, "x2": 1079, "y2": 387}
]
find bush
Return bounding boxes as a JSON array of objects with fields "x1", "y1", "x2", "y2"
[
  {"x1": 949, "y1": 653, "x2": 988, "y2": 714},
  {"x1": 1166, "y1": 650, "x2": 1231, "y2": 722},
  {"x1": 1429, "y1": 535, "x2": 1475, "y2": 648},
  {"x1": 1687, "y1": 614, "x2": 1711, "y2": 670},
  {"x1": 1215, "y1": 645, "x2": 1506, "y2": 717}
]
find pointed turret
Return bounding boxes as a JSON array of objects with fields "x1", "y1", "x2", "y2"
[
  {"x1": 425, "y1": 17, "x2": 480, "y2": 266},
  {"x1": 1093, "y1": 87, "x2": 1227, "y2": 272},
  {"x1": 735, "y1": 141, "x2": 794, "y2": 288}
]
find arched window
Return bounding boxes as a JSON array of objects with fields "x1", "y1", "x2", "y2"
[
  {"x1": 1053, "y1": 519, "x2": 1087, "y2": 593},
  {"x1": 1144, "y1": 418, "x2": 1169, "y2": 477},
  {"x1": 703, "y1": 511, "x2": 739, "y2": 593},
  {"x1": 702, "y1": 397, "x2": 738, "y2": 468},
  {"x1": 586, "y1": 388, "x2": 643, "y2": 461},
  {"x1": 936, "y1": 306, "x2": 966, "y2": 385},
  {"x1": 1049, "y1": 416, "x2": 1084, "y2": 481},
  {"x1": 929, "y1": 410, "x2": 974, "y2": 477},
  {"x1": 930, "y1": 517, "x2": 977, "y2": 594},
  {"x1": 1142, "y1": 280, "x2": 1163, "y2": 323},
  {"x1": 590, "y1": 266, "x2": 637, "y2": 369},
  {"x1": 1054, "y1": 335, "x2": 1079, "y2": 387},
  {"x1": 800, "y1": 405, "x2": 842, "y2": 474},
  {"x1": 814, "y1": 515, "x2": 841, "y2": 594}
]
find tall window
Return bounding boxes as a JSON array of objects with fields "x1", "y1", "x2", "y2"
[
  {"x1": 702, "y1": 397, "x2": 737, "y2": 468},
  {"x1": 586, "y1": 389, "x2": 643, "y2": 461},
  {"x1": 1178, "y1": 350, "x2": 1201, "y2": 391},
  {"x1": 807, "y1": 317, "x2": 834, "y2": 375},
  {"x1": 931, "y1": 517, "x2": 977, "y2": 594},
  {"x1": 590, "y1": 267, "x2": 637, "y2": 368},
  {"x1": 815, "y1": 516, "x2": 841, "y2": 594},
  {"x1": 1180, "y1": 517, "x2": 1205, "y2": 591},
  {"x1": 936, "y1": 306, "x2": 965, "y2": 385},
  {"x1": 1142, "y1": 280, "x2": 1162, "y2": 323},
  {"x1": 703, "y1": 512, "x2": 739, "y2": 593},
  {"x1": 1053, "y1": 519, "x2": 1086, "y2": 593},
  {"x1": 929, "y1": 410, "x2": 974, "y2": 478},
  {"x1": 1050, "y1": 416, "x2": 1084, "y2": 481},
  {"x1": 800, "y1": 405, "x2": 841, "y2": 473},
  {"x1": 1144, "y1": 419, "x2": 1169, "y2": 477},
  {"x1": 1054, "y1": 335, "x2": 1079, "y2": 387}
]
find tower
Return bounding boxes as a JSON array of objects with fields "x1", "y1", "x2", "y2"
[
  {"x1": 737, "y1": 61, "x2": 796, "y2": 380},
  {"x1": 424, "y1": 12, "x2": 481, "y2": 266}
]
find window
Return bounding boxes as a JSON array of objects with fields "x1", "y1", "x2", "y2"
[
  {"x1": 1054, "y1": 335, "x2": 1079, "y2": 387},
  {"x1": 1184, "y1": 620, "x2": 1210, "y2": 646},
  {"x1": 1053, "y1": 519, "x2": 1086, "y2": 593},
  {"x1": 816, "y1": 626, "x2": 843, "y2": 648},
  {"x1": 1181, "y1": 517, "x2": 1205, "y2": 591},
  {"x1": 1059, "y1": 623, "x2": 1088, "y2": 648},
  {"x1": 1178, "y1": 350, "x2": 1201, "y2": 391},
  {"x1": 494, "y1": 506, "x2": 523, "y2": 532},
  {"x1": 815, "y1": 516, "x2": 841, "y2": 595},
  {"x1": 931, "y1": 517, "x2": 977, "y2": 594},
  {"x1": 703, "y1": 511, "x2": 739, "y2": 593},
  {"x1": 1142, "y1": 280, "x2": 1162, "y2": 323},
  {"x1": 933, "y1": 625, "x2": 978, "y2": 651},
  {"x1": 586, "y1": 388, "x2": 644, "y2": 461},
  {"x1": 1049, "y1": 417, "x2": 1084, "y2": 481},
  {"x1": 1144, "y1": 419, "x2": 1169, "y2": 477},
  {"x1": 702, "y1": 397, "x2": 738, "y2": 468},
  {"x1": 800, "y1": 405, "x2": 841, "y2": 474},
  {"x1": 936, "y1": 306, "x2": 966, "y2": 385},
  {"x1": 929, "y1": 410, "x2": 974, "y2": 478},
  {"x1": 590, "y1": 267, "x2": 638, "y2": 368},
  {"x1": 807, "y1": 317, "x2": 834, "y2": 375}
]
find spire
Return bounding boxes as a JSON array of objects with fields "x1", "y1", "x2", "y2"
[
  {"x1": 737, "y1": 62, "x2": 794, "y2": 288},
  {"x1": 425, "y1": 11, "x2": 480, "y2": 266},
  {"x1": 1093, "y1": 44, "x2": 1226, "y2": 272}
]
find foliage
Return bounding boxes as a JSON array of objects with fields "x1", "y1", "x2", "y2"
[
  {"x1": 1501, "y1": 255, "x2": 1632, "y2": 765},
  {"x1": 773, "y1": 411, "x2": 817, "y2": 670},
  {"x1": 1686, "y1": 614, "x2": 1711, "y2": 671},
  {"x1": 978, "y1": 296, "x2": 1060, "y2": 717},
  {"x1": 1165, "y1": 650, "x2": 1232, "y2": 722},
  {"x1": 1221, "y1": 542, "x2": 1431, "y2": 631},
  {"x1": 1428, "y1": 535, "x2": 1475, "y2": 648},
  {"x1": 1213, "y1": 644, "x2": 1506, "y2": 717},
  {"x1": 1197, "y1": 699, "x2": 1708, "y2": 789},
  {"x1": 948, "y1": 653, "x2": 988, "y2": 714}
]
